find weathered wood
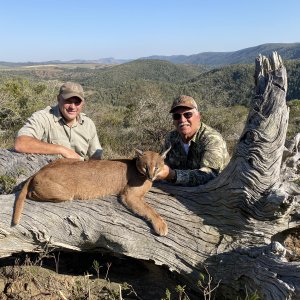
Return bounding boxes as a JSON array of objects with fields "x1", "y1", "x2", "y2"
[
  {"x1": 1, "y1": 52, "x2": 300, "y2": 299},
  {"x1": 0, "y1": 150, "x2": 56, "y2": 193}
]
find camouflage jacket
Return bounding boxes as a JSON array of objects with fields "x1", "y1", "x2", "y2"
[{"x1": 163, "y1": 122, "x2": 230, "y2": 186}]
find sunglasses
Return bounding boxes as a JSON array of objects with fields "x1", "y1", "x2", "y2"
[
  {"x1": 64, "y1": 98, "x2": 82, "y2": 106},
  {"x1": 172, "y1": 111, "x2": 194, "y2": 120}
]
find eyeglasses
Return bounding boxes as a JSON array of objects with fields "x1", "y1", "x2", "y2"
[{"x1": 172, "y1": 111, "x2": 194, "y2": 120}]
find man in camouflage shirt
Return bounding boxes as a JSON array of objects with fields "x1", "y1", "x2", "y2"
[{"x1": 157, "y1": 95, "x2": 229, "y2": 186}]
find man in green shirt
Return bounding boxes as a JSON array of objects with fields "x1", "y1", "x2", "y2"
[
  {"x1": 14, "y1": 82, "x2": 102, "y2": 160},
  {"x1": 158, "y1": 95, "x2": 229, "y2": 186}
]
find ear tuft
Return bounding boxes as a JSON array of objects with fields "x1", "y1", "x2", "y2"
[
  {"x1": 135, "y1": 148, "x2": 144, "y2": 157},
  {"x1": 160, "y1": 146, "x2": 171, "y2": 159}
]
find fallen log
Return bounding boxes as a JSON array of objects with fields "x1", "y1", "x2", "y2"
[{"x1": 1, "y1": 52, "x2": 300, "y2": 299}]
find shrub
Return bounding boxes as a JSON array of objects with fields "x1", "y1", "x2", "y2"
[{"x1": 0, "y1": 78, "x2": 59, "y2": 147}]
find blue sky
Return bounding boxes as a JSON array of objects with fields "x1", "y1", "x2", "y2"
[{"x1": 1, "y1": 0, "x2": 299, "y2": 62}]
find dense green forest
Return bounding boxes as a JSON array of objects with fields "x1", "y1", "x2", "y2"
[{"x1": 0, "y1": 58, "x2": 300, "y2": 158}]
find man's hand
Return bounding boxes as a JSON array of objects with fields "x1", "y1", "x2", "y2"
[
  {"x1": 60, "y1": 146, "x2": 82, "y2": 159},
  {"x1": 157, "y1": 165, "x2": 176, "y2": 181}
]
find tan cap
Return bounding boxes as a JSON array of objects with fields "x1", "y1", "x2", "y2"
[
  {"x1": 59, "y1": 82, "x2": 84, "y2": 101},
  {"x1": 169, "y1": 95, "x2": 198, "y2": 113}
]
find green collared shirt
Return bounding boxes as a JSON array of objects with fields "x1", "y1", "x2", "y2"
[
  {"x1": 17, "y1": 105, "x2": 102, "y2": 159},
  {"x1": 163, "y1": 122, "x2": 230, "y2": 186}
]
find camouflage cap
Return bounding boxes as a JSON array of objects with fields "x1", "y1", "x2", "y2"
[
  {"x1": 59, "y1": 82, "x2": 85, "y2": 102},
  {"x1": 169, "y1": 95, "x2": 198, "y2": 113}
]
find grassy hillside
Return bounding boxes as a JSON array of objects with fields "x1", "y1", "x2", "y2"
[
  {"x1": 0, "y1": 59, "x2": 206, "y2": 84},
  {"x1": 8, "y1": 58, "x2": 299, "y2": 106},
  {"x1": 87, "y1": 59, "x2": 206, "y2": 84},
  {"x1": 180, "y1": 59, "x2": 300, "y2": 107}
]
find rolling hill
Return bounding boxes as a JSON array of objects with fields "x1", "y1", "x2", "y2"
[
  {"x1": 141, "y1": 43, "x2": 300, "y2": 65},
  {"x1": 76, "y1": 59, "x2": 207, "y2": 87}
]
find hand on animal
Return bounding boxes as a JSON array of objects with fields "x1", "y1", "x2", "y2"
[
  {"x1": 60, "y1": 146, "x2": 83, "y2": 159},
  {"x1": 156, "y1": 164, "x2": 176, "y2": 182}
]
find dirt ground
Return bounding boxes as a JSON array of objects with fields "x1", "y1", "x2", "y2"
[{"x1": 0, "y1": 251, "x2": 197, "y2": 300}]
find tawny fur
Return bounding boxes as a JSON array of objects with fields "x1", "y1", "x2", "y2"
[{"x1": 13, "y1": 149, "x2": 169, "y2": 236}]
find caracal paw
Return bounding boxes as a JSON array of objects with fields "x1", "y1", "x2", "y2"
[{"x1": 153, "y1": 218, "x2": 168, "y2": 236}]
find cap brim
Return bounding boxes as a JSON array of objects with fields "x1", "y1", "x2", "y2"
[
  {"x1": 169, "y1": 105, "x2": 195, "y2": 113},
  {"x1": 60, "y1": 92, "x2": 84, "y2": 102}
]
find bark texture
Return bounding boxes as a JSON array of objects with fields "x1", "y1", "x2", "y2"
[{"x1": 1, "y1": 52, "x2": 300, "y2": 299}]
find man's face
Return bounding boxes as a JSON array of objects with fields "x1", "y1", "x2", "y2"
[
  {"x1": 172, "y1": 107, "x2": 200, "y2": 142},
  {"x1": 58, "y1": 96, "x2": 84, "y2": 126}
]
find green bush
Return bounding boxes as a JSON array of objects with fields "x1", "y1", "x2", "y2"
[
  {"x1": 0, "y1": 78, "x2": 59, "y2": 147},
  {"x1": 201, "y1": 105, "x2": 249, "y2": 155},
  {"x1": 287, "y1": 99, "x2": 300, "y2": 139}
]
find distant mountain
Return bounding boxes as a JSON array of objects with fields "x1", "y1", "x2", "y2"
[
  {"x1": 0, "y1": 58, "x2": 130, "y2": 67},
  {"x1": 1, "y1": 43, "x2": 300, "y2": 68},
  {"x1": 141, "y1": 43, "x2": 300, "y2": 65},
  {"x1": 67, "y1": 57, "x2": 130, "y2": 64}
]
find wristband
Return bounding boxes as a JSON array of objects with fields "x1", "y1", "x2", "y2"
[{"x1": 170, "y1": 170, "x2": 177, "y2": 183}]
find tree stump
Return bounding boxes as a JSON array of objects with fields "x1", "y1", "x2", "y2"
[{"x1": 1, "y1": 52, "x2": 300, "y2": 299}]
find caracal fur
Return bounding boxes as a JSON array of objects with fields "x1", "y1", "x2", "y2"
[{"x1": 13, "y1": 149, "x2": 170, "y2": 236}]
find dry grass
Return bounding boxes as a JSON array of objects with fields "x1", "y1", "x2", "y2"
[
  {"x1": 0, "y1": 264, "x2": 123, "y2": 300},
  {"x1": 0, "y1": 251, "x2": 189, "y2": 300}
]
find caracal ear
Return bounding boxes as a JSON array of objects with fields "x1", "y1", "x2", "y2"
[
  {"x1": 135, "y1": 148, "x2": 144, "y2": 157},
  {"x1": 160, "y1": 146, "x2": 171, "y2": 159}
]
